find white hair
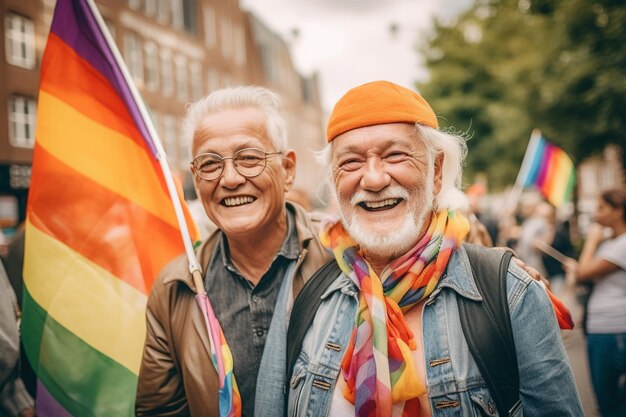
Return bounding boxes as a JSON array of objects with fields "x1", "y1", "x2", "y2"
[
  {"x1": 315, "y1": 123, "x2": 468, "y2": 211},
  {"x1": 181, "y1": 86, "x2": 288, "y2": 155}
]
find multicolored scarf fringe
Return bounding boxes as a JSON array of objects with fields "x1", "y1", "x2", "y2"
[{"x1": 320, "y1": 210, "x2": 469, "y2": 417}]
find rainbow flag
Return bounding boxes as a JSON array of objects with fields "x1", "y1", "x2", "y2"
[
  {"x1": 519, "y1": 133, "x2": 576, "y2": 207},
  {"x1": 22, "y1": 0, "x2": 198, "y2": 415}
]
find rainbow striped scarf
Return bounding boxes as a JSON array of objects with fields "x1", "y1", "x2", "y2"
[{"x1": 320, "y1": 210, "x2": 469, "y2": 417}]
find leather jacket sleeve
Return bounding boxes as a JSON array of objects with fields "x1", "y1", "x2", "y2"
[{"x1": 135, "y1": 280, "x2": 189, "y2": 416}]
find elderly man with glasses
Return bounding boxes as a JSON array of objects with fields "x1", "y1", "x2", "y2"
[{"x1": 135, "y1": 86, "x2": 329, "y2": 417}]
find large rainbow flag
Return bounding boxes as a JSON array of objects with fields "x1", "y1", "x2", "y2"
[
  {"x1": 518, "y1": 132, "x2": 576, "y2": 207},
  {"x1": 22, "y1": 0, "x2": 199, "y2": 415}
]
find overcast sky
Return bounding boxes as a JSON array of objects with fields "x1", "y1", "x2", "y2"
[{"x1": 240, "y1": 0, "x2": 472, "y2": 112}]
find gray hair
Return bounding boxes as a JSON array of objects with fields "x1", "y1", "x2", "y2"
[
  {"x1": 315, "y1": 124, "x2": 468, "y2": 211},
  {"x1": 182, "y1": 86, "x2": 288, "y2": 154}
]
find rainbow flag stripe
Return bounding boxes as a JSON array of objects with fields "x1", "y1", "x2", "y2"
[
  {"x1": 23, "y1": 1, "x2": 198, "y2": 415},
  {"x1": 522, "y1": 135, "x2": 576, "y2": 207}
]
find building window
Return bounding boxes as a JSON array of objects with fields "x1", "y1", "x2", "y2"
[
  {"x1": 220, "y1": 17, "x2": 233, "y2": 59},
  {"x1": 162, "y1": 115, "x2": 178, "y2": 166},
  {"x1": 144, "y1": 0, "x2": 157, "y2": 17},
  {"x1": 5, "y1": 13, "x2": 36, "y2": 69},
  {"x1": 189, "y1": 62, "x2": 203, "y2": 101},
  {"x1": 157, "y1": 0, "x2": 170, "y2": 24},
  {"x1": 182, "y1": 0, "x2": 197, "y2": 35},
  {"x1": 8, "y1": 96, "x2": 37, "y2": 148},
  {"x1": 203, "y1": 5, "x2": 216, "y2": 48},
  {"x1": 171, "y1": 0, "x2": 184, "y2": 30},
  {"x1": 234, "y1": 24, "x2": 246, "y2": 67},
  {"x1": 123, "y1": 32, "x2": 144, "y2": 87},
  {"x1": 259, "y1": 45, "x2": 277, "y2": 84},
  {"x1": 175, "y1": 56, "x2": 188, "y2": 102},
  {"x1": 144, "y1": 42, "x2": 159, "y2": 92},
  {"x1": 206, "y1": 68, "x2": 219, "y2": 93},
  {"x1": 128, "y1": 0, "x2": 142, "y2": 10},
  {"x1": 160, "y1": 50, "x2": 173, "y2": 96}
]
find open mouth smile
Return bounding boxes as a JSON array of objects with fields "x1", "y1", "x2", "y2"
[
  {"x1": 221, "y1": 195, "x2": 256, "y2": 207},
  {"x1": 358, "y1": 198, "x2": 402, "y2": 211}
]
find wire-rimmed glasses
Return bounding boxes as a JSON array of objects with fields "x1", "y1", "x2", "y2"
[{"x1": 191, "y1": 148, "x2": 283, "y2": 181}]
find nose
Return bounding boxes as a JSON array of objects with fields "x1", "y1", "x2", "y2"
[
  {"x1": 219, "y1": 158, "x2": 246, "y2": 189},
  {"x1": 360, "y1": 157, "x2": 391, "y2": 192}
]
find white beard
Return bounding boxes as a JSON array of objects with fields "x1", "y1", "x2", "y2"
[{"x1": 336, "y1": 165, "x2": 435, "y2": 259}]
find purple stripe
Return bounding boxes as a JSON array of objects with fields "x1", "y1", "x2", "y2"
[
  {"x1": 49, "y1": 0, "x2": 157, "y2": 156},
  {"x1": 36, "y1": 380, "x2": 73, "y2": 417}
]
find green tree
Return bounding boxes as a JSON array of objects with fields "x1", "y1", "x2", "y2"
[{"x1": 418, "y1": 0, "x2": 626, "y2": 189}]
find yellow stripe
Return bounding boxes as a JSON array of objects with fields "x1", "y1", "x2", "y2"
[
  {"x1": 23, "y1": 220, "x2": 147, "y2": 374},
  {"x1": 551, "y1": 152, "x2": 573, "y2": 206},
  {"x1": 36, "y1": 91, "x2": 177, "y2": 229}
]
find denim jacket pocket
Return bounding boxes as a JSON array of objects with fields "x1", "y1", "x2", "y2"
[
  {"x1": 288, "y1": 366, "x2": 306, "y2": 417},
  {"x1": 468, "y1": 387, "x2": 500, "y2": 417}
]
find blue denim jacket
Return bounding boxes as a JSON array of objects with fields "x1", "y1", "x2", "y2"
[{"x1": 287, "y1": 246, "x2": 584, "y2": 417}]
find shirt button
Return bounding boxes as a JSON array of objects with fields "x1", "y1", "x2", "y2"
[
  {"x1": 256, "y1": 328, "x2": 264, "y2": 337},
  {"x1": 252, "y1": 295, "x2": 259, "y2": 303}
]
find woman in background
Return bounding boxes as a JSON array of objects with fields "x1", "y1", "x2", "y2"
[{"x1": 567, "y1": 187, "x2": 626, "y2": 417}]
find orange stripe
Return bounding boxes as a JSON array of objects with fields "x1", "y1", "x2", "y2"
[
  {"x1": 28, "y1": 144, "x2": 185, "y2": 294},
  {"x1": 36, "y1": 90, "x2": 179, "y2": 228},
  {"x1": 40, "y1": 33, "x2": 145, "y2": 148}
]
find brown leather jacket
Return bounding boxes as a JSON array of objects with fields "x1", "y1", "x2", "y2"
[{"x1": 135, "y1": 204, "x2": 330, "y2": 416}]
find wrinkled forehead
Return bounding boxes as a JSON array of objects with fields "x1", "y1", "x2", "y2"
[
  {"x1": 330, "y1": 122, "x2": 428, "y2": 157},
  {"x1": 191, "y1": 107, "x2": 272, "y2": 154}
]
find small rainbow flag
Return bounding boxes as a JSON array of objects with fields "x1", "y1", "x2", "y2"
[
  {"x1": 518, "y1": 132, "x2": 576, "y2": 207},
  {"x1": 22, "y1": 0, "x2": 198, "y2": 415}
]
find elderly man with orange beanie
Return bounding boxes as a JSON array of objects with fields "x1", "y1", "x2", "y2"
[{"x1": 286, "y1": 81, "x2": 583, "y2": 417}]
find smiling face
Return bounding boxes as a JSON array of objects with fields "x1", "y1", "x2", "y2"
[
  {"x1": 191, "y1": 106, "x2": 295, "y2": 241},
  {"x1": 331, "y1": 123, "x2": 442, "y2": 258}
]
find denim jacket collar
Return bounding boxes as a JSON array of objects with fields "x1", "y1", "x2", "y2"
[{"x1": 429, "y1": 246, "x2": 483, "y2": 302}]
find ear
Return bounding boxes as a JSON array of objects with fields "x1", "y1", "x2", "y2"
[
  {"x1": 282, "y1": 149, "x2": 297, "y2": 192},
  {"x1": 190, "y1": 164, "x2": 202, "y2": 197},
  {"x1": 433, "y1": 152, "x2": 444, "y2": 195}
]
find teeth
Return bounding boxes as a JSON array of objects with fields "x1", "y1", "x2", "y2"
[
  {"x1": 364, "y1": 198, "x2": 398, "y2": 209},
  {"x1": 223, "y1": 196, "x2": 255, "y2": 207}
]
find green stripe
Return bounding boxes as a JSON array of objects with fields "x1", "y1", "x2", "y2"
[
  {"x1": 22, "y1": 286, "x2": 138, "y2": 417},
  {"x1": 562, "y1": 168, "x2": 576, "y2": 203}
]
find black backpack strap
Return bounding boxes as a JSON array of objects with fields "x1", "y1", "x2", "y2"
[
  {"x1": 287, "y1": 259, "x2": 342, "y2": 379},
  {"x1": 458, "y1": 243, "x2": 521, "y2": 416}
]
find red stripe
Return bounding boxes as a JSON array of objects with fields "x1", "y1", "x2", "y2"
[
  {"x1": 40, "y1": 33, "x2": 145, "y2": 149},
  {"x1": 28, "y1": 144, "x2": 185, "y2": 294}
]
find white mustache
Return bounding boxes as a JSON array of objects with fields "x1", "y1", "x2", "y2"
[{"x1": 350, "y1": 186, "x2": 409, "y2": 206}]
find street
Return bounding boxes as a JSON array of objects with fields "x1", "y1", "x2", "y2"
[{"x1": 556, "y1": 281, "x2": 599, "y2": 417}]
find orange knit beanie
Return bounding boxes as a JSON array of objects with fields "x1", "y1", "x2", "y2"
[{"x1": 326, "y1": 80, "x2": 438, "y2": 142}]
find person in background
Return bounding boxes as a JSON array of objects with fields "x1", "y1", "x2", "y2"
[
  {"x1": 0, "y1": 260, "x2": 34, "y2": 417},
  {"x1": 135, "y1": 86, "x2": 329, "y2": 417},
  {"x1": 566, "y1": 187, "x2": 626, "y2": 417},
  {"x1": 515, "y1": 199, "x2": 555, "y2": 277},
  {"x1": 287, "y1": 80, "x2": 582, "y2": 417}
]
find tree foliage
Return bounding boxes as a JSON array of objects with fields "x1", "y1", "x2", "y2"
[{"x1": 417, "y1": 0, "x2": 626, "y2": 189}]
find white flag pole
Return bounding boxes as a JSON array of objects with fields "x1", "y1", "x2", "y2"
[
  {"x1": 85, "y1": 0, "x2": 203, "y2": 280},
  {"x1": 506, "y1": 129, "x2": 543, "y2": 214}
]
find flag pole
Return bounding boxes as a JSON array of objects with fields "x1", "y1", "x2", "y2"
[
  {"x1": 506, "y1": 129, "x2": 542, "y2": 214},
  {"x1": 85, "y1": 0, "x2": 203, "y2": 283}
]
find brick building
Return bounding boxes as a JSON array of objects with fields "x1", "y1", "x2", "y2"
[{"x1": 0, "y1": 0, "x2": 326, "y2": 237}]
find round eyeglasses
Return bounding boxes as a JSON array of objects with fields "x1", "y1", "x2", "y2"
[{"x1": 191, "y1": 148, "x2": 283, "y2": 181}]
